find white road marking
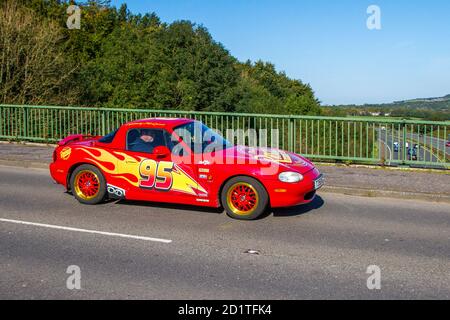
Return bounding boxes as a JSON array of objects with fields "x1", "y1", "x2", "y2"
[{"x1": 0, "y1": 218, "x2": 172, "y2": 244}]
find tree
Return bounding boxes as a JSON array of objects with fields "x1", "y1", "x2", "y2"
[
  {"x1": 0, "y1": 1, "x2": 78, "y2": 105},
  {"x1": 1, "y1": 0, "x2": 322, "y2": 116}
]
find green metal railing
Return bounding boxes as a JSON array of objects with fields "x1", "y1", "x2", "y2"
[{"x1": 0, "y1": 104, "x2": 449, "y2": 168}]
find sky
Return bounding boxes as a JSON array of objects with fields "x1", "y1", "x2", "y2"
[{"x1": 109, "y1": 0, "x2": 450, "y2": 105}]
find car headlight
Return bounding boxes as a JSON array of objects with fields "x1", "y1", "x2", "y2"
[{"x1": 278, "y1": 171, "x2": 303, "y2": 183}]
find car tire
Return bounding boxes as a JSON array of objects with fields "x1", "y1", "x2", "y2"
[
  {"x1": 221, "y1": 176, "x2": 269, "y2": 220},
  {"x1": 70, "y1": 164, "x2": 107, "y2": 205}
]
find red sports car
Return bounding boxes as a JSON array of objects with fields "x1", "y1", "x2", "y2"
[{"x1": 50, "y1": 118, "x2": 323, "y2": 220}]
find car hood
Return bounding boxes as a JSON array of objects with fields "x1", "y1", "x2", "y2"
[{"x1": 223, "y1": 146, "x2": 315, "y2": 174}]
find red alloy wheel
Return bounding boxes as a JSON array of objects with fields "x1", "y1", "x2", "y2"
[
  {"x1": 74, "y1": 170, "x2": 100, "y2": 200},
  {"x1": 226, "y1": 182, "x2": 259, "y2": 215}
]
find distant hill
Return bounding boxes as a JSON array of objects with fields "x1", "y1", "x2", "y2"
[
  {"x1": 393, "y1": 95, "x2": 450, "y2": 105},
  {"x1": 324, "y1": 95, "x2": 450, "y2": 121},
  {"x1": 331, "y1": 95, "x2": 450, "y2": 110}
]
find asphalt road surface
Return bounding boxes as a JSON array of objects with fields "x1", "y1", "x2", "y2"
[{"x1": 1, "y1": 165, "x2": 449, "y2": 299}]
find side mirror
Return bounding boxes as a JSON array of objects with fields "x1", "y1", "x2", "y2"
[{"x1": 153, "y1": 146, "x2": 171, "y2": 159}]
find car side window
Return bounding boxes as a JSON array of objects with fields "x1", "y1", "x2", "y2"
[
  {"x1": 126, "y1": 128, "x2": 171, "y2": 154},
  {"x1": 98, "y1": 129, "x2": 118, "y2": 143}
]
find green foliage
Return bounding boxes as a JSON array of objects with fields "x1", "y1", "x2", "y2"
[
  {"x1": 234, "y1": 61, "x2": 321, "y2": 115},
  {"x1": 0, "y1": 1, "x2": 79, "y2": 105},
  {"x1": 0, "y1": 0, "x2": 320, "y2": 115}
]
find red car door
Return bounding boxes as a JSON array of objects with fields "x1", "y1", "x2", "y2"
[{"x1": 119, "y1": 127, "x2": 206, "y2": 205}]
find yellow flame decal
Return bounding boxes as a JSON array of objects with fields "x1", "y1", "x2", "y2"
[
  {"x1": 78, "y1": 147, "x2": 143, "y2": 187},
  {"x1": 77, "y1": 147, "x2": 207, "y2": 195},
  {"x1": 172, "y1": 164, "x2": 207, "y2": 195}
]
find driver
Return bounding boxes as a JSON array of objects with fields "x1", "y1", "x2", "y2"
[{"x1": 129, "y1": 129, "x2": 156, "y2": 153}]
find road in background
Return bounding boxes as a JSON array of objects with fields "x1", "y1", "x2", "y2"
[
  {"x1": 1, "y1": 166, "x2": 449, "y2": 299},
  {"x1": 408, "y1": 132, "x2": 449, "y2": 155},
  {"x1": 407, "y1": 132, "x2": 450, "y2": 161},
  {"x1": 377, "y1": 128, "x2": 444, "y2": 167}
]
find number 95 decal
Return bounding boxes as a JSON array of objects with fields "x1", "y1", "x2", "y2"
[{"x1": 139, "y1": 159, "x2": 174, "y2": 191}]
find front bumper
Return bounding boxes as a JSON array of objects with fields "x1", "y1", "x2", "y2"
[{"x1": 267, "y1": 167, "x2": 322, "y2": 208}]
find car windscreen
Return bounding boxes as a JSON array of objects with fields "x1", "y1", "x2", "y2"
[{"x1": 172, "y1": 122, "x2": 233, "y2": 154}]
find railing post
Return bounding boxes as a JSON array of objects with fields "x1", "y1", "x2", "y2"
[
  {"x1": 288, "y1": 118, "x2": 293, "y2": 152},
  {"x1": 101, "y1": 109, "x2": 106, "y2": 136},
  {"x1": 0, "y1": 106, "x2": 2, "y2": 137},
  {"x1": 23, "y1": 106, "x2": 28, "y2": 138},
  {"x1": 402, "y1": 119, "x2": 407, "y2": 166}
]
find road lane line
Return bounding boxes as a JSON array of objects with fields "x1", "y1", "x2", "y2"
[{"x1": 0, "y1": 218, "x2": 172, "y2": 244}]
